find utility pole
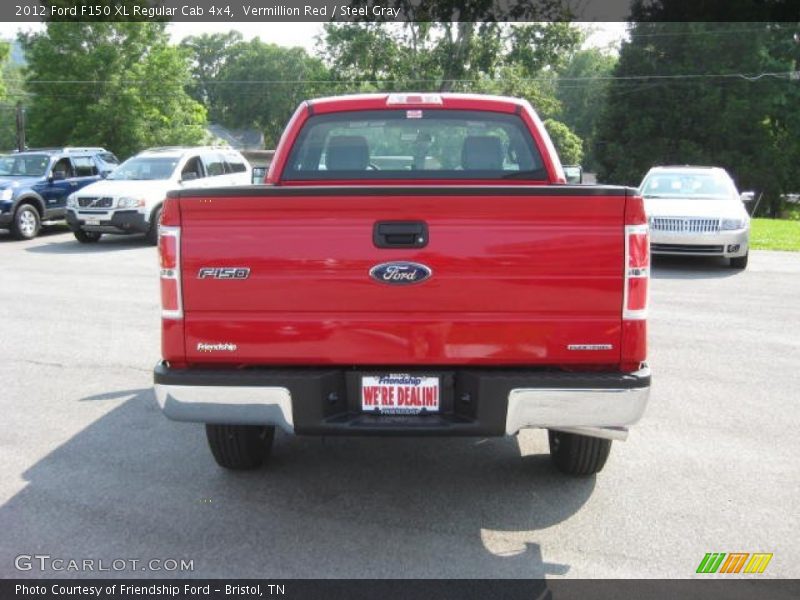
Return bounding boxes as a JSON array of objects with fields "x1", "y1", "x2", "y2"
[{"x1": 15, "y1": 102, "x2": 26, "y2": 152}]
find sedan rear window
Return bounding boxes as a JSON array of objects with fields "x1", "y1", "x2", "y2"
[{"x1": 283, "y1": 110, "x2": 546, "y2": 181}]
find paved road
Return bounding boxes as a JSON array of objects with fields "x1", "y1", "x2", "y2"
[{"x1": 0, "y1": 226, "x2": 798, "y2": 579}]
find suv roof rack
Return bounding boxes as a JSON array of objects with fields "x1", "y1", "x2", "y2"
[
  {"x1": 63, "y1": 147, "x2": 107, "y2": 153},
  {"x1": 144, "y1": 145, "x2": 234, "y2": 152},
  {"x1": 14, "y1": 147, "x2": 107, "y2": 154}
]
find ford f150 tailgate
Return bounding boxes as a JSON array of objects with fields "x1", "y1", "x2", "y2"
[{"x1": 168, "y1": 185, "x2": 632, "y2": 367}]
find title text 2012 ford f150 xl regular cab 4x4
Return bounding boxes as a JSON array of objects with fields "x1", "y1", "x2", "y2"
[{"x1": 154, "y1": 93, "x2": 651, "y2": 476}]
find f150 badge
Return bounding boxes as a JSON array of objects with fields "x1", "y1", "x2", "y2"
[
  {"x1": 369, "y1": 261, "x2": 432, "y2": 285},
  {"x1": 197, "y1": 267, "x2": 250, "y2": 279}
]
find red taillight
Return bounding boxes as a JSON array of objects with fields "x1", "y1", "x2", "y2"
[
  {"x1": 622, "y1": 194, "x2": 649, "y2": 371},
  {"x1": 160, "y1": 278, "x2": 180, "y2": 312},
  {"x1": 159, "y1": 216, "x2": 182, "y2": 319},
  {"x1": 624, "y1": 224, "x2": 650, "y2": 319},
  {"x1": 159, "y1": 230, "x2": 177, "y2": 270}
]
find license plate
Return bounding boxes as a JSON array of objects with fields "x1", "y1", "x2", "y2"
[
  {"x1": 85, "y1": 219, "x2": 101, "y2": 226},
  {"x1": 361, "y1": 374, "x2": 440, "y2": 415}
]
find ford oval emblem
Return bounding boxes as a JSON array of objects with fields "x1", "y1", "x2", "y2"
[{"x1": 369, "y1": 261, "x2": 432, "y2": 285}]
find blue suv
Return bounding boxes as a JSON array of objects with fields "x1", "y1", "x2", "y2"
[{"x1": 0, "y1": 147, "x2": 119, "y2": 240}]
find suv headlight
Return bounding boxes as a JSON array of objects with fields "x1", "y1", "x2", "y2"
[
  {"x1": 0, "y1": 188, "x2": 13, "y2": 201},
  {"x1": 721, "y1": 218, "x2": 747, "y2": 230},
  {"x1": 66, "y1": 194, "x2": 77, "y2": 208},
  {"x1": 117, "y1": 197, "x2": 146, "y2": 208}
]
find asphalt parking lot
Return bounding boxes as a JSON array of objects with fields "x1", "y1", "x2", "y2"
[{"x1": 0, "y1": 226, "x2": 798, "y2": 579}]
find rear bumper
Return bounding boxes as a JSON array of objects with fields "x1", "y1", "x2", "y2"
[{"x1": 154, "y1": 362, "x2": 650, "y2": 441}]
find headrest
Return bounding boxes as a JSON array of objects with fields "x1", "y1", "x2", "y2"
[
  {"x1": 461, "y1": 135, "x2": 504, "y2": 170},
  {"x1": 325, "y1": 136, "x2": 369, "y2": 171}
]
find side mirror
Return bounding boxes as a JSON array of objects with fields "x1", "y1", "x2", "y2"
[
  {"x1": 50, "y1": 170, "x2": 66, "y2": 181},
  {"x1": 563, "y1": 165, "x2": 583, "y2": 184},
  {"x1": 740, "y1": 191, "x2": 755, "y2": 203},
  {"x1": 251, "y1": 167, "x2": 266, "y2": 184},
  {"x1": 181, "y1": 172, "x2": 198, "y2": 183}
]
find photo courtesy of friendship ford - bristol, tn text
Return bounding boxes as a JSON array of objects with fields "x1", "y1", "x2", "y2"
[{"x1": 0, "y1": 1, "x2": 798, "y2": 599}]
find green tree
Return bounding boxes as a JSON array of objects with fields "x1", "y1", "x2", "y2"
[
  {"x1": 556, "y1": 47, "x2": 617, "y2": 170},
  {"x1": 180, "y1": 31, "x2": 243, "y2": 122},
  {"x1": 0, "y1": 41, "x2": 15, "y2": 150},
  {"x1": 213, "y1": 40, "x2": 329, "y2": 147},
  {"x1": 21, "y1": 22, "x2": 206, "y2": 159},
  {"x1": 595, "y1": 19, "x2": 800, "y2": 215},
  {"x1": 320, "y1": 22, "x2": 579, "y2": 98},
  {"x1": 0, "y1": 40, "x2": 8, "y2": 99},
  {"x1": 544, "y1": 118, "x2": 584, "y2": 164}
]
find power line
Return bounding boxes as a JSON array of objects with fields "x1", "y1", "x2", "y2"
[
  {"x1": 7, "y1": 69, "x2": 799, "y2": 86},
  {"x1": 623, "y1": 26, "x2": 788, "y2": 39}
]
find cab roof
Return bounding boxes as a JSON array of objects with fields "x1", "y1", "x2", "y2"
[{"x1": 306, "y1": 93, "x2": 531, "y2": 115}]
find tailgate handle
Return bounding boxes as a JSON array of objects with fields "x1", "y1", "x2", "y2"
[{"x1": 373, "y1": 221, "x2": 428, "y2": 248}]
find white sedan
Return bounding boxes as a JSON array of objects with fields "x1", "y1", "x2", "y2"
[{"x1": 639, "y1": 166, "x2": 752, "y2": 269}]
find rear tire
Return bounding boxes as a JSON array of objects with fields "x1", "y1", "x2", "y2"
[
  {"x1": 11, "y1": 204, "x2": 41, "y2": 240},
  {"x1": 74, "y1": 230, "x2": 102, "y2": 244},
  {"x1": 145, "y1": 207, "x2": 161, "y2": 246},
  {"x1": 205, "y1": 424, "x2": 275, "y2": 470},
  {"x1": 730, "y1": 253, "x2": 748, "y2": 269},
  {"x1": 548, "y1": 430, "x2": 612, "y2": 476}
]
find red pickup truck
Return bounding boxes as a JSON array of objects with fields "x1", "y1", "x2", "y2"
[{"x1": 154, "y1": 93, "x2": 651, "y2": 477}]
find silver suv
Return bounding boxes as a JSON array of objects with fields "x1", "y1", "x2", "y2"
[{"x1": 66, "y1": 146, "x2": 252, "y2": 244}]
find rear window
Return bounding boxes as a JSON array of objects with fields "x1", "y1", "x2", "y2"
[
  {"x1": 223, "y1": 152, "x2": 248, "y2": 173},
  {"x1": 203, "y1": 153, "x2": 227, "y2": 177},
  {"x1": 72, "y1": 156, "x2": 99, "y2": 177},
  {"x1": 283, "y1": 109, "x2": 546, "y2": 181}
]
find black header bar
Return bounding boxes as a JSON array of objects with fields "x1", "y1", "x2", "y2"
[
  {"x1": 3, "y1": 579, "x2": 800, "y2": 600},
  {"x1": 4, "y1": 0, "x2": 800, "y2": 23}
]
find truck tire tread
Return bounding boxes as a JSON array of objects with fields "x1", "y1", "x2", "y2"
[
  {"x1": 548, "y1": 430, "x2": 611, "y2": 476},
  {"x1": 205, "y1": 424, "x2": 275, "y2": 470},
  {"x1": 146, "y1": 207, "x2": 161, "y2": 245}
]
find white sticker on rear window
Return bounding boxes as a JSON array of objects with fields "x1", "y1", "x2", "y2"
[{"x1": 406, "y1": 110, "x2": 423, "y2": 119}]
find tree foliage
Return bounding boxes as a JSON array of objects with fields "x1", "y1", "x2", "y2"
[
  {"x1": 0, "y1": 41, "x2": 8, "y2": 101},
  {"x1": 544, "y1": 118, "x2": 583, "y2": 165},
  {"x1": 21, "y1": 22, "x2": 207, "y2": 159},
  {"x1": 595, "y1": 18, "x2": 800, "y2": 215},
  {"x1": 180, "y1": 31, "x2": 243, "y2": 122},
  {"x1": 0, "y1": 41, "x2": 14, "y2": 150},
  {"x1": 181, "y1": 37, "x2": 328, "y2": 147},
  {"x1": 556, "y1": 47, "x2": 617, "y2": 170},
  {"x1": 319, "y1": 22, "x2": 579, "y2": 100}
]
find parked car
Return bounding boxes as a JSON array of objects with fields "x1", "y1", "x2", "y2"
[
  {"x1": 154, "y1": 93, "x2": 651, "y2": 477},
  {"x1": 66, "y1": 146, "x2": 252, "y2": 245},
  {"x1": 639, "y1": 166, "x2": 752, "y2": 269},
  {"x1": 0, "y1": 147, "x2": 119, "y2": 240}
]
